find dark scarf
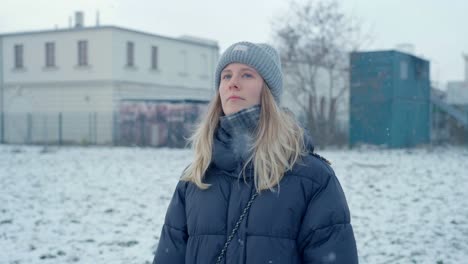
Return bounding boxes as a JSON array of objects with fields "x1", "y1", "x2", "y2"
[
  {"x1": 211, "y1": 105, "x2": 318, "y2": 177},
  {"x1": 212, "y1": 105, "x2": 261, "y2": 176}
]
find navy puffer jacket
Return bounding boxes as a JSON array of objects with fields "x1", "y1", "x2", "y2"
[{"x1": 153, "y1": 117, "x2": 358, "y2": 263}]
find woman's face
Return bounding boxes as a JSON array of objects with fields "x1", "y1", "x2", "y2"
[{"x1": 219, "y1": 63, "x2": 264, "y2": 115}]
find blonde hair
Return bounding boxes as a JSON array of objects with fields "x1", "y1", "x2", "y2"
[{"x1": 181, "y1": 84, "x2": 307, "y2": 192}]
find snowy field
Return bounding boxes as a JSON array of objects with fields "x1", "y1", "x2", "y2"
[{"x1": 1, "y1": 144, "x2": 467, "y2": 264}]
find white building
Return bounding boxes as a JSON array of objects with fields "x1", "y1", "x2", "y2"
[{"x1": 0, "y1": 19, "x2": 219, "y2": 145}]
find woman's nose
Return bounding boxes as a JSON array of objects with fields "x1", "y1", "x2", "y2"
[{"x1": 228, "y1": 75, "x2": 240, "y2": 90}]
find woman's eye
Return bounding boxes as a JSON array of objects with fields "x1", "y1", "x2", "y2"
[
  {"x1": 243, "y1": 73, "x2": 253, "y2": 78},
  {"x1": 222, "y1": 74, "x2": 231, "y2": 79}
]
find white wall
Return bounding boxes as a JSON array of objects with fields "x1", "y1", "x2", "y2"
[
  {"x1": 111, "y1": 28, "x2": 218, "y2": 94},
  {"x1": 113, "y1": 82, "x2": 213, "y2": 103},
  {"x1": 2, "y1": 28, "x2": 114, "y2": 83}
]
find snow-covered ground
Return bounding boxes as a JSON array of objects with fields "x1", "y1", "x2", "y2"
[{"x1": 1, "y1": 144, "x2": 467, "y2": 264}]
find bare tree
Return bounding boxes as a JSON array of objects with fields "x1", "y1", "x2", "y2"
[{"x1": 272, "y1": 0, "x2": 371, "y2": 148}]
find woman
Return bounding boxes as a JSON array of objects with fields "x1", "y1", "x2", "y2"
[{"x1": 153, "y1": 41, "x2": 358, "y2": 264}]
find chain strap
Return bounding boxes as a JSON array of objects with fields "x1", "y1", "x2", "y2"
[{"x1": 215, "y1": 191, "x2": 258, "y2": 264}]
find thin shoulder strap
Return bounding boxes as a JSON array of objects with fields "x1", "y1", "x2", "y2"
[{"x1": 216, "y1": 191, "x2": 258, "y2": 264}]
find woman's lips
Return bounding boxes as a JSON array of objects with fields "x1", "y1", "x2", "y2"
[{"x1": 228, "y1": 96, "x2": 243, "y2": 101}]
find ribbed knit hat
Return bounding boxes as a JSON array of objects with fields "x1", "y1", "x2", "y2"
[{"x1": 214, "y1": 41, "x2": 283, "y2": 104}]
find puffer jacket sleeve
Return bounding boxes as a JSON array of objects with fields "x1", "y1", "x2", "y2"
[
  {"x1": 152, "y1": 180, "x2": 188, "y2": 264},
  {"x1": 297, "y1": 160, "x2": 359, "y2": 263}
]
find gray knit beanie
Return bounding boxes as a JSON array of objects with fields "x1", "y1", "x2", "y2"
[{"x1": 214, "y1": 41, "x2": 283, "y2": 104}]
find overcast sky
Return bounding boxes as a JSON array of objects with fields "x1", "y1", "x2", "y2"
[{"x1": 1, "y1": 0, "x2": 467, "y2": 88}]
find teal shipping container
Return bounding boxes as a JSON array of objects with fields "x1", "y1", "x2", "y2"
[{"x1": 350, "y1": 50, "x2": 431, "y2": 148}]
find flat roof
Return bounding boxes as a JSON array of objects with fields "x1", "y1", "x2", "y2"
[
  {"x1": 0, "y1": 25, "x2": 219, "y2": 49},
  {"x1": 351, "y1": 49, "x2": 429, "y2": 63}
]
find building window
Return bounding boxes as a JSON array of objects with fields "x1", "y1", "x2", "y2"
[
  {"x1": 126, "y1": 41, "x2": 134, "y2": 67},
  {"x1": 199, "y1": 54, "x2": 209, "y2": 79},
  {"x1": 400, "y1": 60, "x2": 408, "y2": 80},
  {"x1": 181, "y1": 50, "x2": 187, "y2": 74},
  {"x1": 415, "y1": 61, "x2": 426, "y2": 80},
  {"x1": 14, "y1": 44, "x2": 24, "y2": 69},
  {"x1": 201, "y1": 54, "x2": 207, "y2": 72},
  {"x1": 78, "y1": 40, "x2": 88, "y2": 66},
  {"x1": 151, "y1": 46, "x2": 158, "y2": 70},
  {"x1": 45, "y1": 42, "x2": 55, "y2": 67}
]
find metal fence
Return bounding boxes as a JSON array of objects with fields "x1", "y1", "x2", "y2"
[
  {"x1": 0, "y1": 101, "x2": 208, "y2": 147},
  {"x1": 1, "y1": 112, "x2": 112, "y2": 145},
  {"x1": 2, "y1": 105, "x2": 465, "y2": 147}
]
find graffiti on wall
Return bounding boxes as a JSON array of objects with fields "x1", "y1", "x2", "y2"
[{"x1": 118, "y1": 100, "x2": 208, "y2": 148}]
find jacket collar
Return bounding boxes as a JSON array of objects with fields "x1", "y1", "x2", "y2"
[
  {"x1": 211, "y1": 106, "x2": 316, "y2": 178},
  {"x1": 212, "y1": 105, "x2": 260, "y2": 178}
]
